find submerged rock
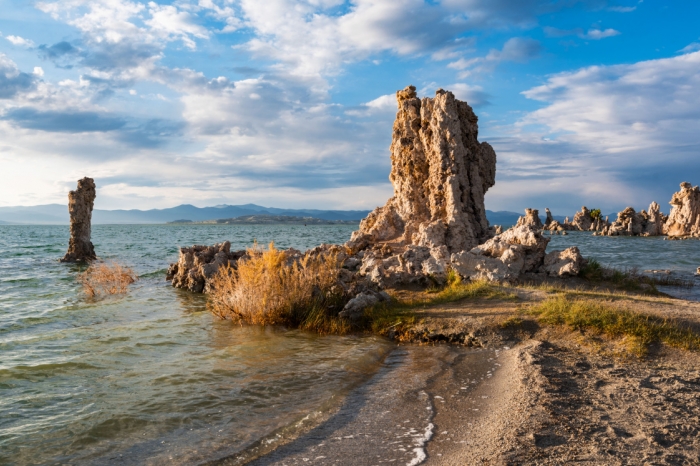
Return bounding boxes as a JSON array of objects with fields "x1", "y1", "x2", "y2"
[
  {"x1": 61, "y1": 177, "x2": 97, "y2": 263},
  {"x1": 665, "y1": 182, "x2": 700, "y2": 238}
]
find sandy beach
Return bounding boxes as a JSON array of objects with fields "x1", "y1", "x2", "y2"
[{"x1": 228, "y1": 287, "x2": 700, "y2": 465}]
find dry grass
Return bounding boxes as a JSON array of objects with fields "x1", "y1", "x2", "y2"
[
  {"x1": 79, "y1": 261, "x2": 137, "y2": 298},
  {"x1": 208, "y1": 242, "x2": 350, "y2": 333},
  {"x1": 528, "y1": 295, "x2": 700, "y2": 356}
]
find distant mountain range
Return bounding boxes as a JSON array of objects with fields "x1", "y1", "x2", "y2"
[{"x1": 0, "y1": 203, "x2": 606, "y2": 227}]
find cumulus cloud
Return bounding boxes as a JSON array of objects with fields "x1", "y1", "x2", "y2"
[
  {"x1": 544, "y1": 26, "x2": 621, "y2": 40},
  {"x1": 494, "y1": 50, "x2": 700, "y2": 212},
  {"x1": 0, "y1": 54, "x2": 37, "y2": 99},
  {"x1": 5, "y1": 35, "x2": 35, "y2": 47},
  {"x1": 448, "y1": 37, "x2": 541, "y2": 76}
]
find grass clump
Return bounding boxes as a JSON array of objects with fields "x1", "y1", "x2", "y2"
[
  {"x1": 208, "y1": 242, "x2": 350, "y2": 333},
  {"x1": 79, "y1": 261, "x2": 137, "y2": 298},
  {"x1": 579, "y1": 259, "x2": 693, "y2": 295},
  {"x1": 529, "y1": 295, "x2": 700, "y2": 356}
]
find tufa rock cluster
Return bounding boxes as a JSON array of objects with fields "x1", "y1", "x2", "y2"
[
  {"x1": 348, "y1": 85, "x2": 497, "y2": 261},
  {"x1": 665, "y1": 182, "x2": 700, "y2": 238},
  {"x1": 61, "y1": 177, "x2": 97, "y2": 263}
]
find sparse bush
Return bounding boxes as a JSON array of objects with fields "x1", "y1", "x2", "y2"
[
  {"x1": 590, "y1": 208, "x2": 602, "y2": 220},
  {"x1": 529, "y1": 295, "x2": 700, "y2": 356},
  {"x1": 79, "y1": 261, "x2": 137, "y2": 298},
  {"x1": 579, "y1": 258, "x2": 604, "y2": 281},
  {"x1": 207, "y1": 242, "x2": 350, "y2": 333},
  {"x1": 579, "y1": 259, "x2": 693, "y2": 294}
]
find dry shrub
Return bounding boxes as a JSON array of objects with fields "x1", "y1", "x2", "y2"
[
  {"x1": 79, "y1": 261, "x2": 137, "y2": 298},
  {"x1": 208, "y1": 242, "x2": 349, "y2": 333}
]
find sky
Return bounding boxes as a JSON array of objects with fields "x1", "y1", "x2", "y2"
[{"x1": 0, "y1": 0, "x2": 699, "y2": 215}]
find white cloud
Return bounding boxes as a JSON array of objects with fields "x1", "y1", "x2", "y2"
[
  {"x1": 679, "y1": 42, "x2": 700, "y2": 54},
  {"x1": 33, "y1": 67, "x2": 44, "y2": 76},
  {"x1": 6, "y1": 35, "x2": 35, "y2": 47},
  {"x1": 583, "y1": 28, "x2": 621, "y2": 40},
  {"x1": 448, "y1": 37, "x2": 540, "y2": 76},
  {"x1": 145, "y1": 2, "x2": 209, "y2": 49}
]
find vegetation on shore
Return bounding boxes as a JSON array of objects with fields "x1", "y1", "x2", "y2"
[
  {"x1": 528, "y1": 295, "x2": 700, "y2": 356},
  {"x1": 579, "y1": 258, "x2": 694, "y2": 294},
  {"x1": 79, "y1": 261, "x2": 137, "y2": 298},
  {"x1": 208, "y1": 242, "x2": 352, "y2": 333}
]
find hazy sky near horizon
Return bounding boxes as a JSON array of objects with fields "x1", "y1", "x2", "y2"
[{"x1": 0, "y1": 0, "x2": 699, "y2": 214}]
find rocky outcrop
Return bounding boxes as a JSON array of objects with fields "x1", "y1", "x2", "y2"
[
  {"x1": 516, "y1": 209, "x2": 543, "y2": 230},
  {"x1": 571, "y1": 207, "x2": 594, "y2": 231},
  {"x1": 338, "y1": 290, "x2": 391, "y2": 321},
  {"x1": 61, "y1": 177, "x2": 97, "y2": 263},
  {"x1": 542, "y1": 247, "x2": 586, "y2": 277},
  {"x1": 603, "y1": 202, "x2": 666, "y2": 237},
  {"x1": 450, "y1": 225, "x2": 551, "y2": 283},
  {"x1": 544, "y1": 208, "x2": 553, "y2": 229},
  {"x1": 348, "y1": 85, "x2": 496, "y2": 260},
  {"x1": 665, "y1": 182, "x2": 700, "y2": 238},
  {"x1": 166, "y1": 242, "x2": 247, "y2": 293}
]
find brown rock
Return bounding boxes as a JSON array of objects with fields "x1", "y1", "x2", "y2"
[
  {"x1": 516, "y1": 209, "x2": 543, "y2": 230},
  {"x1": 665, "y1": 182, "x2": 700, "y2": 238},
  {"x1": 606, "y1": 202, "x2": 665, "y2": 237},
  {"x1": 167, "y1": 241, "x2": 247, "y2": 293},
  {"x1": 571, "y1": 206, "x2": 593, "y2": 231},
  {"x1": 544, "y1": 208, "x2": 553, "y2": 228},
  {"x1": 542, "y1": 247, "x2": 586, "y2": 277},
  {"x1": 61, "y1": 177, "x2": 97, "y2": 263},
  {"x1": 348, "y1": 85, "x2": 496, "y2": 256}
]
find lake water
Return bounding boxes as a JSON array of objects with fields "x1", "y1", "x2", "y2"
[{"x1": 1, "y1": 225, "x2": 699, "y2": 465}]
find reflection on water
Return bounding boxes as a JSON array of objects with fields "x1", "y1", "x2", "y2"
[{"x1": 0, "y1": 224, "x2": 392, "y2": 465}]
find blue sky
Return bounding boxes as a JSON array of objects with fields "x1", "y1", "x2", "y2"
[{"x1": 0, "y1": 0, "x2": 699, "y2": 216}]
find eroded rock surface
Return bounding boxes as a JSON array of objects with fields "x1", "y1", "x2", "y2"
[
  {"x1": 604, "y1": 203, "x2": 666, "y2": 237},
  {"x1": 542, "y1": 247, "x2": 586, "y2": 277},
  {"x1": 61, "y1": 177, "x2": 97, "y2": 263},
  {"x1": 451, "y1": 225, "x2": 551, "y2": 283},
  {"x1": 348, "y1": 85, "x2": 496, "y2": 257},
  {"x1": 665, "y1": 182, "x2": 700, "y2": 238},
  {"x1": 167, "y1": 242, "x2": 247, "y2": 293},
  {"x1": 516, "y1": 209, "x2": 544, "y2": 230},
  {"x1": 571, "y1": 207, "x2": 593, "y2": 231}
]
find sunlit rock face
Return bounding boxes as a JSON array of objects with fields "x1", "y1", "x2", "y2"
[
  {"x1": 665, "y1": 182, "x2": 700, "y2": 238},
  {"x1": 349, "y1": 85, "x2": 497, "y2": 259},
  {"x1": 604, "y1": 202, "x2": 666, "y2": 237},
  {"x1": 61, "y1": 177, "x2": 97, "y2": 263},
  {"x1": 516, "y1": 209, "x2": 543, "y2": 230}
]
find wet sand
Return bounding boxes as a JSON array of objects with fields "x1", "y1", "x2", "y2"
[{"x1": 237, "y1": 289, "x2": 700, "y2": 465}]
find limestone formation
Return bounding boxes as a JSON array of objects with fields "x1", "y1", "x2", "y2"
[
  {"x1": 665, "y1": 182, "x2": 700, "y2": 238},
  {"x1": 542, "y1": 247, "x2": 586, "y2": 277},
  {"x1": 516, "y1": 209, "x2": 543, "y2": 230},
  {"x1": 544, "y1": 208, "x2": 553, "y2": 229},
  {"x1": 571, "y1": 207, "x2": 594, "y2": 231},
  {"x1": 348, "y1": 85, "x2": 496, "y2": 259},
  {"x1": 604, "y1": 203, "x2": 666, "y2": 237},
  {"x1": 167, "y1": 242, "x2": 247, "y2": 293},
  {"x1": 61, "y1": 177, "x2": 97, "y2": 263},
  {"x1": 450, "y1": 225, "x2": 551, "y2": 283}
]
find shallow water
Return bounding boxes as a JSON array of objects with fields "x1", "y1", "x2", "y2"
[
  {"x1": 547, "y1": 231, "x2": 700, "y2": 300},
  {"x1": 2, "y1": 225, "x2": 700, "y2": 465},
  {"x1": 0, "y1": 224, "x2": 393, "y2": 465}
]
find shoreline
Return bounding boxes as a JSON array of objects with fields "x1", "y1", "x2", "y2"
[{"x1": 228, "y1": 286, "x2": 700, "y2": 465}]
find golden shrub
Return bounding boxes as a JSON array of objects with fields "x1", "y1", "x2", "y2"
[
  {"x1": 79, "y1": 261, "x2": 137, "y2": 298},
  {"x1": 208, "y1": 242, "x2": 349, "y2": 332}
]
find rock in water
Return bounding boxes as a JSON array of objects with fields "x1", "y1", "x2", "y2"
[
  {"x1": 544, "y1": 208, "x2": 553, "y2": 228},
  {"x1": 571, "y1": 206, "x2": 594, "y2": 231},
  {"x1": 605, "y1": 202, "x2": 666, "y2": 237},
  {"x1": 665, "y1": 182, "x2": 700, "y2": 238},
  {"x1": 348, "y1": 85, "x2": 496, "y2": 257},
  {"x1": 516, "y1": 209, "x2": 543, "y2": 230},
  {"x1": 61, "y1": 177, "x2": 97, "y2": 263}
]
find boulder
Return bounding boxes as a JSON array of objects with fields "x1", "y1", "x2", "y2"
[
  {"x1": 516, "y1": 208, "x2": 544, "y2": 230},
  {"x1": 167, "y1": 241, "x2": 247, "y2": 293},
  {"x1": 450, "y1": 225, "x2": 550, "y2": 283},
  {"x1": 348, "y1": 85, "x2": 496, "y2": 256},
  {"x1": 542, "y1": 247, "x2": 586, "y2": 277},
  {"x1": 338, "y1": 290, "x2": 391, "y2": 321},
  {"x1": 665, "y1": 182, "x2": 700, "y2": 238},
  {"x1": 61, "y1": 177, "x2": 97, "y2": 263}
]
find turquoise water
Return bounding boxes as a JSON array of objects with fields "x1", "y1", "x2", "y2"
[
  {"x1": 2, "y1": 225, "x2": 700, "y2": 465},
  {"x1": 0, "y1": 224, "x2": 393, "y2": 465}
]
